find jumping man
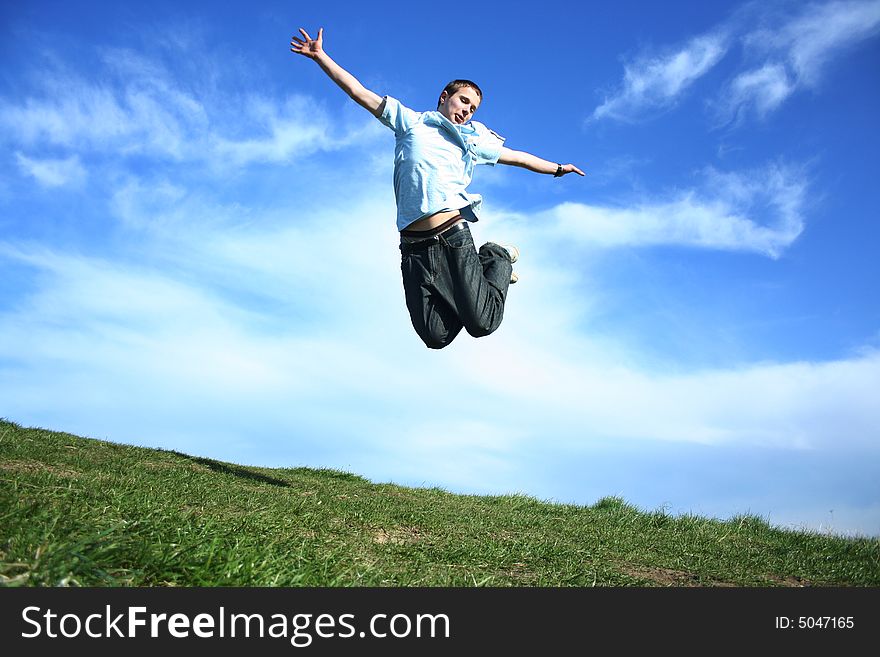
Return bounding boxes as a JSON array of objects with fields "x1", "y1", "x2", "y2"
[{"x1": 291, "y1": 27, "x2": 585, "y2": 349}]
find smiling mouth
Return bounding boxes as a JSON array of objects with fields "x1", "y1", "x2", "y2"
[{"x1": 454, "y1": 114, "x2": 464, "y2": 123}]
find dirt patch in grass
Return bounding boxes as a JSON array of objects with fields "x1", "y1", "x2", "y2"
[
  {"x1": 0, "y1": 459, "x2": 79, "y2": 479},
  {"x1": 619, "y1": 564, "x2": 812, "y2": 587},
  {"x1": 372, "y1": 526, "x2": 424, "y2": 546},
  {"x1": 619, "y1": 564, "x2": 737, "y2": 587}
]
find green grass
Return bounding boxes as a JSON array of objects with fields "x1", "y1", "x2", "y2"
[{"x1": 1, "y1": 418, "x2": 878, "y2": 587}]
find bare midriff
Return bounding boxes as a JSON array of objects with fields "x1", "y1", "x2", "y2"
[{"x1": 405, "y1": 208, "x2": 463, "y2": 232}]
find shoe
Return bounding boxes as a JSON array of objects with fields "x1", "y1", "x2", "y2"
[
  {"x1": 510, "y1": 272, "x2": 519, "y2": 284},
  {"x1": 498, "y1": 243, "x2": 519, "y2": 264}
]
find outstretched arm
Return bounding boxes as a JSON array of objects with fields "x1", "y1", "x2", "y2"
[
  {"x1": 498, "y1": 147, "x2": 585, "y2": 177},
  {"x1": 290, "y1": 27, "x2": 384, "y2": 116}
]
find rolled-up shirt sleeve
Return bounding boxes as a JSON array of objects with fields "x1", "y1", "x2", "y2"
[{"x1": 377, "y1": 96, "x2": 420, "y2": 136}]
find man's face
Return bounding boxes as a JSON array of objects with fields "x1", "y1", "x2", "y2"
[{"x1": 438, "y1": 86, "x2": 481, "y2": 124}]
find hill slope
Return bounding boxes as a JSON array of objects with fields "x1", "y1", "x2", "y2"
[{"x1": 1, "y1": 419, "x2": 878, "y2": 586}]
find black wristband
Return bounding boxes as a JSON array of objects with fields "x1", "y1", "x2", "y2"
[{"x1": 554, "y1": 164, "x2": 564, "y2": 177}]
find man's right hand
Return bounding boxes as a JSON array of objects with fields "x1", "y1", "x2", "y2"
[
  {"x1": 291, "y1": 27, "x2": 324, "y2": 59},
  {"x1": 289, "y1": 26, "x2": 383, "y2": 116}
]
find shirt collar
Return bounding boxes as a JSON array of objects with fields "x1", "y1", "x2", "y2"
[{"x1": 424, "y1": 111, "x2": 478, "y2": 145}]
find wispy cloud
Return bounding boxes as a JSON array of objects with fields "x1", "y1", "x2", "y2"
[
  {"x1": 591, "y1": 33, "x2": 730, "y2": 122},
  {"x1": 756, "y1": 0, "x2": 880, "y2": 84},
  {"x1": 14, "y1": 152, "x2": 87, "y2": 188},
  {"x1": 0, "y1": 69, "x2": 197, "y2": 157},
  {"x1": 592, "y1": 0, "x2": 880, "y2": 124},
  {"x1": 716, "y1": 0, "x2": 880, "y2": 123},
  {"x1": 0, "y1": 46, "x2": 381, "y2": 174},
  {"x1": 509, "y1": 163, "x2": 807, "y2": 258},
  {"x1": 718, "y1": 63, "x2": 795, "y2": 119}
]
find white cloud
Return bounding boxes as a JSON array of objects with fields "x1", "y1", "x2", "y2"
[
  {"x1": 2, "y1": 220, "x2": 878, "y2": 460},
  {"x1": 720, "y1": 63, "x2": 795, "y2": 120},
  {"x1": 776, "y1": 0, "x2": 880, "y2": 84},
  {"x1": 511, "y1": 163, "x2": 807, "y2": 258},
  {"x1": 592, "y1": 33, "x2": 729, "y2": 121},
  {"x1": 593, "y1": 0, "x2": 880, "y2": 124},
  {"x1": 717, "y1": 1, "x2": 880, "y2": 123},
  {"x1": 444, "y1": 332, "x2": 880, "y2": 451},
  {"x1": 0, "y1": 238, "x2": 407, "y2": 407},
  {"x1": 14, "y1": 152, "x2": 87, "y2": 188},
  {"x1": 0, "y1": 70, "x2": 193, "y2": 156},
  {"x1": 207, "y1": 95, "x2": 383, "y2": 167},
  {"x1": 0, "y1": 49, "x2": 380, "y2": 170}
]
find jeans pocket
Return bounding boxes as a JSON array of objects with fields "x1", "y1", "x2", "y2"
[{"x1": 445, "y1": 226, "x2": 474, "y2": 250}]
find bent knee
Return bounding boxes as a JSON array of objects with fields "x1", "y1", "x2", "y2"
[
  {"x1": 417, "y1": 330, "x2": 457, "y2": 349},
  {"x1": 424, "y1": 337, "x2": 454, "y2": 349},
  {"x1": 464, "y1": 323, "x2": 498, "y2": 339}
]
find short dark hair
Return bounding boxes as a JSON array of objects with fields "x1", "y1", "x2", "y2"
[{"x1": 437, "y1": 79, "x2": 483, "y2": 109}]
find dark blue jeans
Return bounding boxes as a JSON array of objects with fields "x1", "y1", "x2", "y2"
[{"x1": 399, "y1": 222, "x2": 513, "y2": 349}]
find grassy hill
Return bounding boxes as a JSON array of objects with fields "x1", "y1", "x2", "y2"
[{"x1": 1, "y1": 419, "x2": 878, "y2": 586}]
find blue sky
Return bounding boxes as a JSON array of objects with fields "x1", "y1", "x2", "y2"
[{"x1": 2, "y1": 0, "x2": 878, "y2": 537}]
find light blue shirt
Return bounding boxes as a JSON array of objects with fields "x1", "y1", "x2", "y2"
[{"x1": 377, "y1": 96, "x2": 505, "y2": 231}]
